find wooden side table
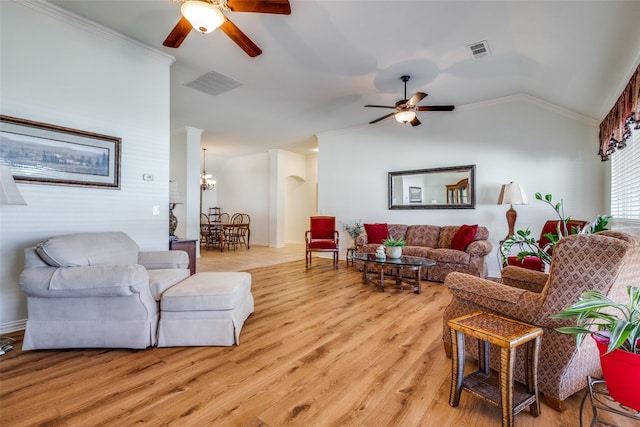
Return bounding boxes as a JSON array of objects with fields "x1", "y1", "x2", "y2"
[
  {"x1": 169, "y1": 239, "x2": 197, "y2": 276},
  {"x1": 448, "y1": 311, "x2": 543, "y2": 427}
]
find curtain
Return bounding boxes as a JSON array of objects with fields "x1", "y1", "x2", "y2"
[{"x1": 598, "y1": 64, "x2": 640, "y2": 161}]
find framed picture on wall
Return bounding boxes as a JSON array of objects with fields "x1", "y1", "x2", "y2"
[
  {"x1": 0, "y1": 115, "x2": 121, "y2": 189},
  {"x1": 409, "y1": 186, "x2": 422, "y2": 203}
]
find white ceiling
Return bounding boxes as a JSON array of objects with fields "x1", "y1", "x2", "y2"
[{"x1": 49, "y1": 0, "x2": 640, "y2": 158}]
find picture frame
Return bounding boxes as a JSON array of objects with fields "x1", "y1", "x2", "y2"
[
  {"x1": 409, "y1": 186, "x2": 422, "y2": 203},
  {"x1": 0, "y1": 115, "x2": 121, "y2": 189}
]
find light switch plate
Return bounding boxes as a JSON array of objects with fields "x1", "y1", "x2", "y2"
[{"x1": 152, "y1": 205, "x2": 160, "y2": 216}]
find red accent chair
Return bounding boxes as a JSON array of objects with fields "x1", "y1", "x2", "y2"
[
  {"x1": 305, "y1": 216, "x2": 339, "y2": 269},
  {"x1": 505, "y1": 219, "x2": 588, "y2": 271}
]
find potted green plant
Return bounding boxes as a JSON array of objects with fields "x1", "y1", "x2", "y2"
[
  {"x1": 551, "y1": 285, "x2": 640, "y2": 410},
  {"x1": 383, "y1": 236, "x2": 406, "y2": 258},
  {"x1": 500, "y1": 193, "x2": 611, "y2": 268},
  {"x1": 340, "y1": 219, "x2": 364, "y2": 248}
]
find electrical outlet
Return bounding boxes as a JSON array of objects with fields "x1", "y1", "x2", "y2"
[
  {"x1": 152, "y1": 206, "x2": 160, "y2": 216},
  {"x1": 142, "y1": 173, "x2": 154, "y2": 181}
]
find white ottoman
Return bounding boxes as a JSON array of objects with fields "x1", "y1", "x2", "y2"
[{"x1": 158, "y1": 272, "x2": 254, "y2": 347}]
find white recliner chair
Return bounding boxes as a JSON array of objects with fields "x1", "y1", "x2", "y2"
[{"x1": 19, "y1": 232, "x2": 190, "y2": 350}]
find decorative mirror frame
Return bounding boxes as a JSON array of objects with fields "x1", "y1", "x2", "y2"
[{"x1": 388, "y1": 165, "x2": 475, "y2": 209}]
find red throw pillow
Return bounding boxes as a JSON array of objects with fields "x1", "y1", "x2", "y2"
[
  {"x1": 364, "y1": 223, "x2": 390, "y2": 245},
  {"x1": 451, "y1": 224, "x2": 478, "y2": 251}
]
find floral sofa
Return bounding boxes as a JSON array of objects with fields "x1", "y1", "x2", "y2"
[{"x1": 355, "y1": 224, "x2": 492, "y2": 282}]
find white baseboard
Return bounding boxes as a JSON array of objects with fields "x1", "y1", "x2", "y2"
[{"x1": 0, "y1": 319, "x2": 26, "y2": 335}]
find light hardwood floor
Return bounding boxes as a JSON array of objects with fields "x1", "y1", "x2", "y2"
[{"x1": 0, "y1": 245, "x2": 634, "y2": 426}]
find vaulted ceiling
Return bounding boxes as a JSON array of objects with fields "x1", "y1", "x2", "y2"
[{"x1": 50, "y1": 0, "x2": 640, "y2": 158}]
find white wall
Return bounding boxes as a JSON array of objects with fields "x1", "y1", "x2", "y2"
[
  {"x1": 318, "y1": 95, "x2": 605, "y2": 278},
  {"x1": 216, "y1": 152, "x2": 271, "y2": 246},
  {"x1": 285, "y1": 153, "x2": 317, "y2": 243},
  {"x1": 0, "y1": 1, "x2": 173, "y2": 331}
]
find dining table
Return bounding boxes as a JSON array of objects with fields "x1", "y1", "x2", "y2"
[{"x1": 209, "y1": 222, "x2": 251, "y2": 252}]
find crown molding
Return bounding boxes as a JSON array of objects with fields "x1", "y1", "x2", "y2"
[
  {"x1": 320, "y1": 92, "x2": 598, "y2": 139},
  {"x1": 457, "y1": 94, "x2": 598, "y2": 126},
  {"x1": 18, "y1": 0, "x2": 175, "y2": 65}
]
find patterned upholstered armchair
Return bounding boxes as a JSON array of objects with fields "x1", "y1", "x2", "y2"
[{"x1": 442, "y1": 230, "x2": 640, "y2": 412}]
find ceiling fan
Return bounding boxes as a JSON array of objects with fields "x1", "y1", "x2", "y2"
[
  {"x1": 162, "y1": 0, "x2": 291, "y2": 57},
  {"x1": 365, "y1": 75, "x2": 455, "y2": 127}
]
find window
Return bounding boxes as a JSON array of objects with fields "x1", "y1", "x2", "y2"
[{"x1": 611, "y1": 127, "x2": 640, "y2": 221}]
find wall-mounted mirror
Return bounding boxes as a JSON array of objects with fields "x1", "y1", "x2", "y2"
[{"x1": 388, "y1": 165, "x2": 475, "y2": 209}]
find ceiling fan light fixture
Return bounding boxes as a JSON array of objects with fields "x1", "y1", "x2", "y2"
[
  {"x1": 181, "y1": 1, "x2": 225, "y2": 34},
  {"x1": 395, "y1": 110, "x2": 416, "y2": 124}
]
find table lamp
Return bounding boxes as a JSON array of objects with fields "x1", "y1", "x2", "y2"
[
  {"x1": 169, "y1": 180, "x2": 184, "y2": 240},
  {"x1": 497, "y1": 182, "x2": 528, "y2": 240}
]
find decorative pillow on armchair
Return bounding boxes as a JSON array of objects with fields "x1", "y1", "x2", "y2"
[
  {"x1": 364, "y1": 223, "x2": 390, "y2": 244},
  {"x1": 450, "y1": 224, "x2": 478, "y2": 251}
]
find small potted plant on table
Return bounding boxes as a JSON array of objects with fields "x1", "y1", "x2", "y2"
[
  {"x1": 383, "y1": 236, "x2": 406, "y2": 259},
  {"x1": 552, "y1": 285, "x2": 640, "y2": 410}
]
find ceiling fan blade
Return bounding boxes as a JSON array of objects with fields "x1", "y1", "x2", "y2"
[
  {"x1": 415, "y1": 105, "x2": 455, "y2": 112},
  {"x1": 226, "y1": 0, "x2": 291, "y2": 14},
  {"x1": 410, "y1": 117, "x2": 421, "y2": 127},
  {"x1": 163, "y1": 17, "x2": 192, "y2": 48},
  {"x1": 364, "y1": 104, "x2": 397, "y2": 109},
  {"x1": 220, "y1": 19, "x2": 262, "y2": 57},
  {"x1": 407, "y1": 92, "x2": 427, "y2": 108},
  {"x1": 369, "y1": 112, "x2": 396, "y2": 124}
]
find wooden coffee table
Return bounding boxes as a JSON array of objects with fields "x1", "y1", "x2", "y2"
[{"x1": 353, "y1": 253, "x2": 435, "y2": 294}]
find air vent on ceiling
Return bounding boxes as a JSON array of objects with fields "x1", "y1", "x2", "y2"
[
  {"x1": 184, "y1": 70, "x2": 244, "y2": 97},
  {"x1": 467, "y1": 40, "x2": 490, "y2": 59}
]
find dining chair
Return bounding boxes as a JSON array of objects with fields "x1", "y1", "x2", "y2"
[{"x1": 200, "y1": 213, "x2": 213, "y2": 250}]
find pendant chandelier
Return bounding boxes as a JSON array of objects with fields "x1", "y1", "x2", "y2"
[{"x1": 200, "y1": 148, "x2": 216, "y2": 191}]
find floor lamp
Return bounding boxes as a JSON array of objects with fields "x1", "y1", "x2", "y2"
[{"x1": 497, "y1": 182, "x2": 528, "y2": 240}]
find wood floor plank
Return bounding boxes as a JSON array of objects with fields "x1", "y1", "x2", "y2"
[{"x1": 1, "y1": 247, "x2": 637, "y2": 426}]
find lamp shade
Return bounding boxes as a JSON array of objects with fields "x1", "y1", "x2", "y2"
[
  {"x1": 497, "y1": 182, "x2": 528, "y2": 206},
  {"x1": 169, "y1": 181, "x2": 183, "y2": 204},
  {"x1": 0, "y1": 165, "x2": 26, "y2": 205},
  {"x1": 395, "y1": 110, "x2": 416, "y2": 124},
  {"x1": 181, "y1": 1, "x2": 224, "y2": 34}
]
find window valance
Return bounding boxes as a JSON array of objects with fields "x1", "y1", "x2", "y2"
[{"x1": 598, "y1": 64, "x2": 639, "y2": 161}]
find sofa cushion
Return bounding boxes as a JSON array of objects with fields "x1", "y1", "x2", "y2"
[
  {"x1": 148, "y1": 269, "x2": 191, "y2": 301},
  {"x1": 405, "y1": 225, "x2": 441, "y2": 247},
  {"x1": 308, "y1": 241, "x2": 337, "y2": 249},
  {"x1": 400, "y1": 246, "x2": 430, "y2": 258},
  {"x1": 36, "y1": 232, "x2": 139, "y2": 267},
  {"x1": 47, "y1": 264, "x2": 148, "y2": 291},
  {"x1": 427, "y1": 248, "x2": 471, "y2": 264},
  {"x1": 139, "y1": 251, "x2": 189, "y2": 270},
  {"x1": 387, "y1": 224, "x2": 409, "y2": 241},
  {"x1": 161, "y1": 272, "x2": 252, "y2": 312},
  {"x1": 364, "y1": 223, "x2": 390, "y2": 244},
  {"x1": 19, "y1": 266, "x2": 140, "y2": 298},
  {"x1": 451, "y1": 224, "x2": 478, "y2": 251}
]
